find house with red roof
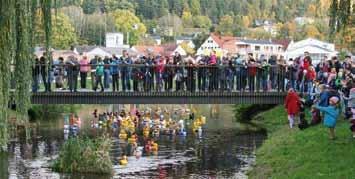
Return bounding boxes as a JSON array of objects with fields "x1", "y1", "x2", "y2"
[
  {"x1": 132, "y1": 43, "x2": 187, "y2": 57},
  {"x1": 196, "y1": 33, "x2": 238, "y2": 56}
]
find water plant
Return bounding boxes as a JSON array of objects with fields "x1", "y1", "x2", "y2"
[{"x1": 52, "y1": 136, "x2": 113, "y2": 174}]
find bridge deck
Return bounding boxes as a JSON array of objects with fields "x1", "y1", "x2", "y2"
[{"x1": 31, "y1": 92, "x2": 287, "y2": 104}]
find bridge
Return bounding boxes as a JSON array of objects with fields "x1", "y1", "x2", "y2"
[
  {"x1": 28, "y1": 63, "x2": 289, "y2": 104},
  {"x1": 31, "y1": 92, "x2": 287, "y2": 104}
]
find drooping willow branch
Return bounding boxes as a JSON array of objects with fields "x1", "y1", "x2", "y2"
[
  {"x1": 0, "y1": 0, "x2": 14, "y2": 149},
  {"x1": 14, "y1": 0, "x2": 32, "y2": 124},
  {"x1": 0, "y1": 0, "x2": 53, "y2": 148}
]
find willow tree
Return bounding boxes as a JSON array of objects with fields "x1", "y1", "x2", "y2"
[
  {"x1": 0, "y1": 0, "x2": 14, "y2": 149},
  {"x1": 0, "y1": 0, "x2": 53, "y2": 150}
]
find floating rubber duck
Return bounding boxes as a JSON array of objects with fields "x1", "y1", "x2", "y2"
[
  {"x1": 152, "y1": 127, "x2": 160, "y2": 137},
  {"x1": 119, "y1": 130, "x2": 128, "y2": 140},
  {"x1": 134, "y1": 146, "x2": 144, "y2": 159},
  {"x1": 200, "y1": 116, "x2": 206, "y2": 125},
  {"x1": 128, "y1": 136, "x2": 136, "y2": 144},
  {"x1": 119, "y1": 155, "x2": 128, "y2": 165},
  {"x1": 143, "y1": 127, "x2": 150, "y2": 137},
  {"x1": 197, "y1": 127, "x2": 203, "y2": 138},
  {"x1": 151, "y1": 141, "x2": 159, "y2": 152}
]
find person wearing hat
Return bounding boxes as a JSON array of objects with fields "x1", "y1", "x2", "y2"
[{"x1": 314, "y1": 96, "x2": 340, "y2": 140}]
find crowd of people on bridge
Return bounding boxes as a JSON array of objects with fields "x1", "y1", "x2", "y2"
[
  {"x1": 33, "y1": 49, "x2": 355, "y2": 139},
  {"x1": 33, "y1": 51, "x2": 305, "y2": 92},
  {"x1": 32, "y1": 51, "x2": 355, "y2": 93}
]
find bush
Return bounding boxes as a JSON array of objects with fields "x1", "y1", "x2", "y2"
[
  {"x1": 233, "y1": 104, "x2": 276, "y2": 123},
  {"x1": 28, "y1": 105, "x2": 81, "y2": 121},
  {"x1": 52, "y1": 137, "x2": 112, "y2": 174}
]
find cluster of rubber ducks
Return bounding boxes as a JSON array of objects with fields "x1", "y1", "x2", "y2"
[{"x1": 89, "y1": 107, "x2": 206, "y2": 166}]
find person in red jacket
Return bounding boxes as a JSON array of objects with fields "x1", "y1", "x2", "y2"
[
  {"x1": 306, "y1": 66, "x2": 316, "y2": 94},
  {"x1": 247, "y1": 55, "x2": 257, "y2": 92},
  {"x1": 285, "y1": 88, "x2": 300, "y2": 128}
]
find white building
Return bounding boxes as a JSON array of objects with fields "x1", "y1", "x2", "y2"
[
  {"x1": 197, "y1": 34, "x2": 237, "y2": 56},
  {"x1": 284, "y1": 38, "x2": 337, "y2": 63},
  {"x1": 176, "y1": 36, "x2": 195, "y2": 49},
  {"x1": 172, "y1": 45, "x2": 187, "y2": 56},
  {"x1": 294, "y1": 17, "x2": 315, "y2": 26},
  {"x1": 235, "y1": 39, "x2": 284, "y2": 59},
  {"x1": 151, "y1": 35, "x2": 162, "y2": 45},
  {"x1": 105, "y1": 33, "x2": 124, "y2": 48}
]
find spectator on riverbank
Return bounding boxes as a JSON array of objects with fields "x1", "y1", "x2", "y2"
[
  {"x1": 285, "y1": 88, "x2": 300, "y2": 129},
  {"x1": 314, "y1": 96, "x2": 340, "y2": 140}
]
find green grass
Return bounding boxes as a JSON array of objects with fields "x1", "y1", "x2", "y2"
[{"x1": 249, "y1": 106, "x2": 355, "y2": 179}]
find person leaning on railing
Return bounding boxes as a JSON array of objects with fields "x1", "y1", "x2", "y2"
[
  {"x1": 32, "y1": 56, "x2": 40, "y2": 92},
  {"x1": 90, "y1": 56, "x2": 98, "y2": 90},
  {"x1": 94, "y1": 57, "x2": 104, "y2": 92},
  {"x1": 79, "y1": 56, "x2": 90, "y2": 89},
  {"x1": 110, "y1": 55, "x2": 120, "y2": 92}
]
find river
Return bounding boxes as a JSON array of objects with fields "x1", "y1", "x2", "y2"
[{"x1": 0, "y1": 105, "x2": 265, "y2": 179}]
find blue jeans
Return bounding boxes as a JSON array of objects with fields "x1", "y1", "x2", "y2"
[
  {"x1": 261, "y1": 77, "x2": 268, "y2": 91},
  {"x1": 104, "y1": 69, "x2": 110, "y2": 89},
  {"x1": 307, "y1": 80, "x2": 313, "y2": 94},
  {"x1": 32, "y1": 75, "x2": 39, "y2": 92}
]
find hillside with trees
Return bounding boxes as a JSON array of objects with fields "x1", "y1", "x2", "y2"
[{"x1": 35, "y1": 0, "x2": 352, "y2": 50}]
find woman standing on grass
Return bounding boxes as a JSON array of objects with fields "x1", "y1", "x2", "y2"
[
  {"x1": 285, "y1": 88, "x2": 300, "y2": 128},
  {"x1": 314, "y1": 96, "x2": 340, "y2": 140}
]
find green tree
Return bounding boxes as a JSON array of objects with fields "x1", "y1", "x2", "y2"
[
  {"x1": 35, "y1": 12, "x2": 78, "y2": 49},
  {"x1": 303, "y1": 24, "x2": 322, "y2": 39},
  {"x1": 81, "y1": 0, "x2": 98, "y2": 14},
  {"x1": 157, "y1": 14, "x2": 183, "y2": 36},
  {"x1": 169, "y1": 0, "x2": 184, "y2": 16},
  {"x1": 112, "y1": 9, "x2": 147, "y2": 46},
  {"x1": 158, "y1": 0, "x2": 170, "y2": 17},
  {"x1": 193, "y1": 15, "x2": 212, "y2": 29},
  {"x1": 329, "y1": 0, "x2": 339, "y2": 39},
  {"x1": 337, "y1": 0, "x2": 351, "y2": 30},
  {"x1": 193, "y1": 33, "x2": 209, "y2": 50},
  {"x1": 182, "y1": 10, "x2": 193, "y2": 27},
  {"x1": 189, "y1": 0, "x2": 201, "y2": 15},
  {"x1": 216, "y1": 15, "x2": 235, "y2": 35},
  {"x1": 103, "y1": 0, "x2": 135, "y2": 13}
]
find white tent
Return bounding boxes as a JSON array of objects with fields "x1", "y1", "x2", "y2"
[
  {"x1": 284, "y1": 38, "x2": 338, "y2": 63},
  {"x1": 86, "y1": 47, "x2": 111, "y2": 58}
]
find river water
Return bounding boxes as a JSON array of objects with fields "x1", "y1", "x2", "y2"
[{"x1": 0, "y1": 105, "x2": 265, "y2": 179}]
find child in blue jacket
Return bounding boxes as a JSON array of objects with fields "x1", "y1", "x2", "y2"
[{"x1": 314, "y1": 96, "x2": 340, "y2": 140}]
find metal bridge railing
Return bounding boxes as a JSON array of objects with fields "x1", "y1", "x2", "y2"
[{"x1": 29, "y1": 63, "x2": 289, "y2": 94}]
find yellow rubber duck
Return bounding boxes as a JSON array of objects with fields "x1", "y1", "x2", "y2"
[
  {"x1": 143, "y1": 127, "x2": 150, "y2": 137},
  {"x1": 121, "y1": 120, "x2": 129, "y2": 128},
  {"x1": 151, "y1": 141, "x2": 159, "y2": 151},
  {"x1": 201, "y1": 116, "x2": 206, "y2": 125},
  {"x1": 128, "y1": 137, "x2": 136, "y2": 144},
  {"x1": 119, "y1": 130, "x2": 128, "y2": 140},
  {"x1": 119, "y1": 155, "x2": 128, "y2": 165}
]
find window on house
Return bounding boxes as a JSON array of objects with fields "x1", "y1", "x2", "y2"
[{"x1": 255, "y1": 46, "x2": 260, "y2": 51}]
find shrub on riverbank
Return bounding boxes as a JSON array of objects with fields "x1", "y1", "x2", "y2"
[
  {"x1": 233, "y1": 104, "x2": 276, "y2": 123},
  {"x1": 52, "y1": 137, "x2": 112, "y2": 174},
  {"x1": 249, "y1": 106, "x2": 355, "y2": 178},
  {"x1": 28, "y1": 105, "x2": 81, "y2": 121}
]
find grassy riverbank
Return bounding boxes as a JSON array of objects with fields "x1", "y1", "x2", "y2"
[{"x1": 249, "y1": 106, "x2": 355, "y2": 178}]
